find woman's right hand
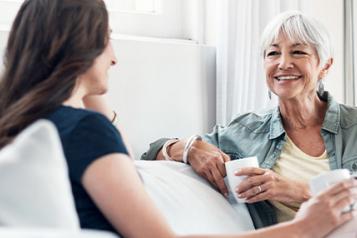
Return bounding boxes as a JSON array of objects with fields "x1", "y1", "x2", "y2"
[
  {"x1": 186, "y1": 140, "x2": 231, "y2": 196},
  {"x1": 294, "y1": 178, "x2": 357, "y2": 238},
  {"x1": 158, "y1": 138, "x2": 230, "y2": 196}
]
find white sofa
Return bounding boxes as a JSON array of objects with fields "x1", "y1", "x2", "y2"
[
  {"x1": 0, "y1": 120, "x2": 256, "y2": 237},
  {"x1": 0, "y1": 120, "x2": 119, "y2": 237},
  {"x1": 0, "y1": 120, "x2": 357, "y2": 238},
  {"x1": 2, "y1": 120, "x2": 357, "y2": 237}
]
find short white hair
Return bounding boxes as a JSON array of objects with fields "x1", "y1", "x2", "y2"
[{"x1": 260, "y1": 11, "x2": 333, "y2": 66}]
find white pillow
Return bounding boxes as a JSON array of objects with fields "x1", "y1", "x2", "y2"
[
  {"x1": 0, "y1": 228, "x2": 118, "y2": 238},
  {"x1": 0, "y1": 120, "x2": 80, "y2": 229},
  {"x1": 135, "y1": 160, "x2": 255, "y2": 235}
]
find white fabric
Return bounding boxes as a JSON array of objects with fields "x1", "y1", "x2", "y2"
[
  {"x1": 0, "y1": 120, "x2": 80, "y2": 229},
  {"x1": 135, "y1": 160, "x2": 255, "y2": 235},
  {"x1": 216, "y1": 0, "x2": 300, "y2": 125},
  {"x1": 0, "y1": 228, "x2": 118, "y2": 238}
]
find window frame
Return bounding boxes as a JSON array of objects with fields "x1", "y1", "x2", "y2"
[{"x1": 0, "y1": 0, "x2": 205, "y2": 42}]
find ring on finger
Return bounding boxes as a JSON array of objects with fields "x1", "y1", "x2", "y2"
[{"x1": 256, "y1": 185, "x2": 262, "y2": 194}]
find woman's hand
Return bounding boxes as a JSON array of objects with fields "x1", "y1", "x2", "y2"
[
  {"x1": 294, "y1": 178, "x2": 357, "y2": 238},
  {"x1": 235, "y1": 167, "x2": 310, "y2": 203},
  {"x1": 187, "y1": 140, "x2": 231, "y2": 196}
]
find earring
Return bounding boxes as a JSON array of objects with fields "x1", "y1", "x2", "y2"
[
  {"x1": 268, "y1": 90, "x2": 272, "y2": 100},
  {"x1": 318, "y1": 80, "x2": 324, "y2": 96}
]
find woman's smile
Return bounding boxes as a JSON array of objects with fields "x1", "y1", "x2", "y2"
[{"x1": 274, "y1": 75, "x2": 302, "y2": 81}]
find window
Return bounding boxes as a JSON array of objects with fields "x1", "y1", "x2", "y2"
[
  {"x1": 104, "y1": 0, "x2": 159, "y2": 13},
  {"x1": 0, "y1": 0, "x2": 203, "y2": 42},
  {"x1": 105, "y1": 0, "x2": 199, "y2": 40}
]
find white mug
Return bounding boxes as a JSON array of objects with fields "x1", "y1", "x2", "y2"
[
  {"x1": 225, "y1": 156, "x2": 259, "y2": 203},
  {"x1": 310, "y1": 169, "x2": 353, "y2": 212}
]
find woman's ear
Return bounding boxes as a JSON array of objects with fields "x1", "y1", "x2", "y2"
[{"x1": 319, "y1": 58, "x2": 333, "y2": 79}]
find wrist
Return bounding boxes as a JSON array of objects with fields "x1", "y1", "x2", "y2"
[
  {"x1": 162, "y1": 139, "x2": 179, "y2": 161},
  {"x1": 285, "y1": 220, "x2": 310, "y2": 238},
  {"x1": 163, "y1": 140, "x2": 185, "y2": 162},
  {"x1": 292, "y1": 218, "x2": 321, "y2": 238},
  {"x1": 187, "y1": 140, "x2": 202, "y2": 164},
  {"x1": 286, "y1": 180, "x2": 311, "y2": 203},
  {"x1": 296, "y1": 181, "x2": 311, "y2": 202},
  {"x1": 182, "y1": 135, "x2": 202, "y2": 164}
]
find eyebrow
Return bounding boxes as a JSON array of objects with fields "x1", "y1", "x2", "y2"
[{"x1": 270, "y1": 43, "x2": 308, "y2": 48}]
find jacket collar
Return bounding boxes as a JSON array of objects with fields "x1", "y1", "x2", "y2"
[
  {"x1": 321, "y1": 92, "x2": 340, "y2": 134},
  {"x1": 268, "y1": 91, "x2": 339, "y2": 139}
]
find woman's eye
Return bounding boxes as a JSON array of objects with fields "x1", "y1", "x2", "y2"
[
  {"x1": 292, "y1": 50, "x2": 307, "y2": 55},
  {"x1": 266, "y1": 51, "x2": 279, "y2": 57}
]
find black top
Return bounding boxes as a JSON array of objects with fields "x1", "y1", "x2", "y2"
[{"x1": 45, "y1": 105, "x2": 128, "y2": 235}]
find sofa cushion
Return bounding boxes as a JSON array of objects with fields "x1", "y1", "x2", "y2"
[
  {"x1": 0, "y1": 120, "x2": 80, "y2": 229},
  {"x1": 135, "y1": 160, "x2": 255, "y2": 235},
  {"x1": 0, "y1": 228, "x2": 118, "y2": 238}
]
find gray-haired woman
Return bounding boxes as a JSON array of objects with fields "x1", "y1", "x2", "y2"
[{"x1": 142, "y1": 10, "x2": 357, "y2": 227}]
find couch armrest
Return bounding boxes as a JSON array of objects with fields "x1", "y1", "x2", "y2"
[{"x1": 0, "y1": 228, "x2": 119, "y2": 238}]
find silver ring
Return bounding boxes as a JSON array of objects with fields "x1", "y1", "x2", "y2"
[{"x1": 257, "y1": 185, "x2": 262, "y2": 194}]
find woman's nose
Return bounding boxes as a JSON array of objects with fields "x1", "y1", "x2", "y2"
[
  {"x1": 278, "y1": 55, "x2": 293, "y2": 70},
  {"x1": 111, "y1": 53, "x2": 117, "y2": 66},
  {"x1": 109, "y1": 42, "x2": 117, "y2": 66}
]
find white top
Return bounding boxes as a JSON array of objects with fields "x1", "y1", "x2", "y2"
[{"x1": 271, "y1": 135, "x2": 329, "y2": 222}]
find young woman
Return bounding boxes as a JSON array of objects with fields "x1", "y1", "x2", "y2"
[{"x1": 0, "y1": 1, "x2": 355, "y2": 238}]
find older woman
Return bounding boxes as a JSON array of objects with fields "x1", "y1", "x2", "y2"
[{"x1": 142, "y1": 11, "x2": 357, "y2": 227}]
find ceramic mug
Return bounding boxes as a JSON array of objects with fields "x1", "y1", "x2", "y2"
[{"x1": 225, "y1": 156, "x2": 259, "y2": 203}]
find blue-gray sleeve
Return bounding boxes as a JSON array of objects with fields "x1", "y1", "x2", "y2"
[
  {"x1": 140, "y1": 125, "x2": 228, "y2": 161},
  {"x1": 202, "y1": 125, "x2": 228, "y2": 148},
  {"x1": 140, "y1": 138, "x2": 171, "y2": 160}
]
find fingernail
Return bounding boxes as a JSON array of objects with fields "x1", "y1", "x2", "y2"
[
  {"x1": 224, "y1": 193, "x2": 228, "y2": 198},
  {"x1": 234, "y1": 170, "x2": 240, "y2": 175}
]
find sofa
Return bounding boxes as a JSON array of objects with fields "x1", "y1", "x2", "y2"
[
  {"x1": 0, "y1": 120, "x2": 255, "y2": 237},
  {"x1": 1, "y1": 120, "x2": 355, "y2": 237}
]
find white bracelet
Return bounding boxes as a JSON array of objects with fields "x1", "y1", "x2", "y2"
[
  {"x1": 162, "y1": 139, "x2": 179, "y2": 161},
  {"x1": 182, "y1": 135, "x2": 202, "y2": 164}
]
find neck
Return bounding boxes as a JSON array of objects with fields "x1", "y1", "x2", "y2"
[
  {"x1": 63, "y1": 87, "x2": 86, "y2": 109},
  {"x1": 279, "y1": 93, "x2": 327, "y2": 129}
]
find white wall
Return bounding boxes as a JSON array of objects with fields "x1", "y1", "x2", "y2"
[
  {"x1": 0, "y1": 31, "x2": 216, "y2": 159},
  {"x1": 108, "y1": 37, "x2": 216, "y2": 158}
]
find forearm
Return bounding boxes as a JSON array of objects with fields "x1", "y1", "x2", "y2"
[
  {"x1": 180, "y1": 220, "x2": 305, "y2": 238},
  {"x1": 157, "y1": 139, "x2": 186, "y2": 161}
]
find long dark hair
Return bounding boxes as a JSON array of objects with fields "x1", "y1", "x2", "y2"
[{"x1": 0, "y1": 0, "x2": 109, "y2": 147}]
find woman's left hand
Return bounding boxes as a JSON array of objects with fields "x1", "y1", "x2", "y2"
[{"x1": 235, "y1": 167, "x2": 311, "y2": 204}]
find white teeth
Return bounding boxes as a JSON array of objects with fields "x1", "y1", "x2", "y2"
[{"x1": 276, "y1": 75, "x2": 300, "y2": 81}]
